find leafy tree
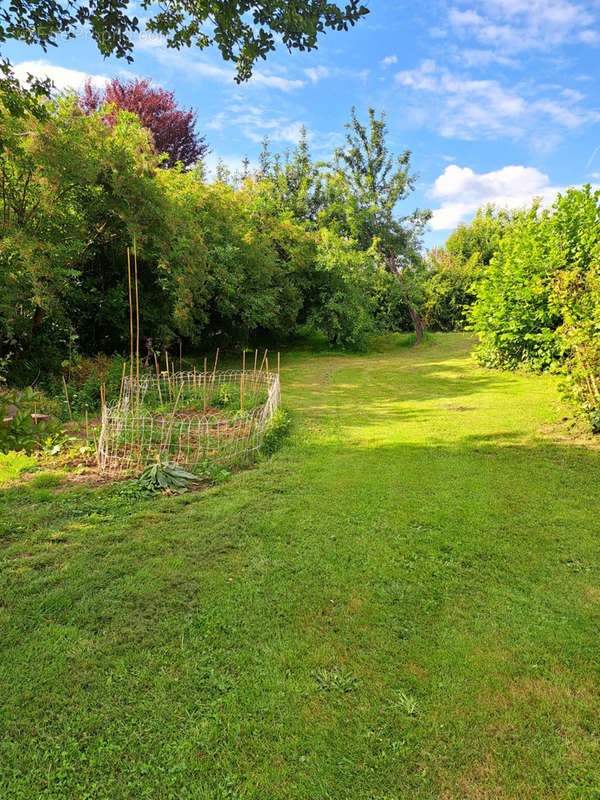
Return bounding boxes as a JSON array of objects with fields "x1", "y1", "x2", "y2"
[
  {"x1": 80, "y1": 78, "x2": 208, "y2": 169},
  {"x1": 0, "y1": 95, "x2": 166, "y2": 380},
  {"x1": 549, "y1": 186, "x2": 600, "y2": 430},
  {"x1": 424, "y1": 205, "x2": 512, "y2": 331},
  {"x1": 0, "y1": 0, "x2": 368, "y2": 111},
  {"x1": 304, "y1": 229, "x2": 378, "y2": 350},
  {"x1": 258, "y1": 129, "x2": 325, "y2": 223},
  {"x1": 467, "y1": 204, "x2": 561, "y2": 370},
  {"x1": 320, "y1": 107, "x2": 431, "y2": 341}
]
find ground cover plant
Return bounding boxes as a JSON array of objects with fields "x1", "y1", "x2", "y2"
[{"x1": 1, "y1": 333, "x2": 599, "y2": 799}]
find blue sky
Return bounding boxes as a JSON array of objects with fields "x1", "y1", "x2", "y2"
[{"x1": 5, "y1": 0, "x2": 600, "y2": 247}]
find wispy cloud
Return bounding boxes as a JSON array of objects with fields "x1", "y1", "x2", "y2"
[
  {"x1": 395, "y1": 59, "x2": 600, "y2": 142},
  {"x1": 447, "y1": 0, "x2": 598, "y2": 52},
  {"x1": 303, "y1": 64, "x2": 370, "y2": 85},
  {"x1": 380, "y1": 55, "x2": 398, "y2": 67},
  {"x1": 136, "y1": 39, "x2": 304, "y2": 91}
]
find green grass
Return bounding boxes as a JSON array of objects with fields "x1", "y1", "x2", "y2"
[{"x1": 1, "y1": 333, "x2": 600, "y2": 799}]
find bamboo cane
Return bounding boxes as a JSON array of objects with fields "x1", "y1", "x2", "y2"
[
  {"x1": 127, "y1": 247, "x2": 134, "y2": 405},
  {"x1": 241, "y1": 349, "x2": 245, "y2": 411},
  {"x1": 211, "y1": 347, "x2": 220, "y2": 392},
  {"x1": 258, "y1": 348, "x2": 268, "y2": 374},
  {"x1": 118, "y1": 361, "x2": 126, "y2": 405},
  {"x1": 165, "y1": 351, "x2": 172, "y2": 402},
  {"x1": 153, "y1": 351, "x2": 163, "y2": 405},
  {"x1": 253, "y1": 348, "x2": 258, "y2": 393},
  {"x1": 62, "y1": 374, "x2": 72, "y2": 420},
  {"x1": 85, "y1": 409, "x2": 89, "y2": 441},
  {"x1": 133, "y1": 237, "x2": 140, "y2": 415}
]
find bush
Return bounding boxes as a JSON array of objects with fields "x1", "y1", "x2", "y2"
[
  {"x1": 468, "y1": 205, "x2": 561, "y2": 371},
  {"x1": 0, "y1": 387, "x2": 61, "y2": 453},
  {"x1": 262, "y1": 408, "x2": 292, "y2": 455}
]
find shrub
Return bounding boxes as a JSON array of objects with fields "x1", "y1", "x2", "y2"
[
  {"x1": 261, "y1": 408, "x2": 292, "y2": 455},
  {"x1": 0, "y1": 387, "x2": 61, "y2": 453}
]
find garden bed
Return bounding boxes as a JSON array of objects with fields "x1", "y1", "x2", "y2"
[{"x1": 97, "y1": 369, "x2": 281, "y2": 474}]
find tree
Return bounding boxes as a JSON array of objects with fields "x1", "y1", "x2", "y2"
[
  {"x1": 424, "y1": 205, "x2": 512, "y2": 331},
  {"x1": 467, "y1": 204, "x2": 561, "y2": 370},
  {"x1": 80, "y1": 78, "x2": 208, "y2": 169},
  {"x1": 1, "y1": 1, "x2": 369, "y2": 111},
  {"x1": 258, "y1": 129, "x2": 325, "y2": 223},
  {"x1": 321, "y1": 107, "x2": 431, "y2": 341}
]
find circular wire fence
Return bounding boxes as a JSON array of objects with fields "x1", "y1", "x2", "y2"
[{"x1": 97, "y1": 369, "x2": 281, "y2": 475}]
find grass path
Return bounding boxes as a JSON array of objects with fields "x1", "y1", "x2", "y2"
[{"x1": 1, "y1": 333, "x2": 599, "y2": 799}]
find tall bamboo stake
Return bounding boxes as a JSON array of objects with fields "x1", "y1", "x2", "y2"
[
  {"x1": 62, "y1": 374, "x2": 72, "y2": 420},
  {"x1": 258, "y1": 348, "x2": 268, "y2": 375},
  {"x1": 153, "y1": 351, "x2": 163, "y2": 405},
  {"x1": 211, "y1": 347, "x2": 220, "y2": 392},
  {"x1": 277, "y1": 351, "x2": 280, "y2": 376},
  {"x1": 165, "y1": 351, "x2": 172, "y2": 402},
  {"x1": 118, "y1": 361, "x2": 126, "y2": 405},
  {"x1": 241, "y1": 349, "x2": 245, "y2": 411},
  {"x1": 127, "y1": 247, "x2": 134, "y2": 404},
  {"x1": 133, "y1": 237, "x2": 140, "y2": 415}
]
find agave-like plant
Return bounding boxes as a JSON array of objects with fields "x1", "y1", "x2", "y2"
[{"x1": 135, "y1": 460, "x2": 200, "y2": 494}]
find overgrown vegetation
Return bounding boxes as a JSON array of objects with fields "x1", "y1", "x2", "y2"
[
  {"x1": 447, "y1": 186, "x2": 600, "y2": 431},
  {"x1": 1, "y1": 97, "x2": 435, "y2": 391}
]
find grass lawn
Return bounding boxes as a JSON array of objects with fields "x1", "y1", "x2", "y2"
[{"x1": 1, "y1": 332, "x2": 599, "y2": 799}]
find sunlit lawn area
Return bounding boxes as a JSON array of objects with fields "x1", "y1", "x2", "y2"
[{"x1": 1, "y1": 332, "x2": 599, "y2": 799}]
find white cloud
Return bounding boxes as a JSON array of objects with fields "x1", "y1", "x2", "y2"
[
  {"x1": 304, "y1": 65, "x2": 329, "y2": 84},
  {"x1": 447, "y1": 0, "x2": 598, "y2": 52},
  {"x1": 135, "y1": 40, "x2": 304, "y2": 91},
  {"x1": 380, "y1": 55, "x2": 398, "y2": 67},
  {"x1": 395, "y1": 59, "x2": 600, "y2": 141},
  {"x1": 428, "y1": 164, "x2": 566, "y2": 229},
  {"x1": 304, "y1": 64, "x2": 369, "y2": 85},
  {"x1": 12, "y1": 60, "x2": 109, "y2": 91}
]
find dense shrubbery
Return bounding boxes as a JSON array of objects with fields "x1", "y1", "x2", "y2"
[
  {"x1": 460, "y1": 187, "x2": 600, "y2": 430},
  {"x1": 0, "y1": 97, "x2": 430, "y2": 390}
]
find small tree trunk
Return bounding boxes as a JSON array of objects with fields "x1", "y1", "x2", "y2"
[
  {"x1": 406, "y1": 296, "x2": 424, "y2": 344},
  {"x1": 383, "y1": 252, "x2": 425, "y2": 344}
]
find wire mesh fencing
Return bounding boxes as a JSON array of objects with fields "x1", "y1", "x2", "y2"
[{"x1": 97, "y1": 369, "x2": 281, "y2": 475}]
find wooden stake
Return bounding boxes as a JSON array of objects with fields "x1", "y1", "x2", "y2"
[
  {"x1": 211, "y1": 347, "x2": 220, "y2": 391},
  {"x1": 62, "y1": 374, "x2": 72, "y2": 420},
  {"x1": 241, "y1": 349, "x2": 245, "y2": 411},
  {"x1": 118, "y1": 361, "x2": 126, "y2": 405},
  {"x1": 126, "y1": 247, "x2": 134, "y2": 405},
  {"x1": 85, "y1": 409, "x2": 89, "y2": 441},
  {"x1": 133, "y1": 237, "x2": 140, "y2": 414},
  {"x1": 153, "y1": 351, "x2": 163, "y2": 405},
  {"x1": 165, "y1": 351, "x2": 172, "y2": 402},
  {"x1": 258, "y1": 348, "x2": 268, "y2": 375},
  {"x1": 203, "y1": 357, "x2": 207, "y2": 412}
]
